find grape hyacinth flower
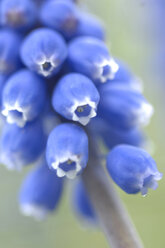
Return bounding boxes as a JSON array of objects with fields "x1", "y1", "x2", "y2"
[
  {"x1": 0, "y1": 0, "x2": 37, "y2": 31},
  {"x1": 2, "y1": 69, "x2": 47, "y2": 127},
  {"x1": 19, "y1": 161, "x2": 64, "y2": 220},
  {"x1": 52, "y1": 73, "x2": 100, "y2": 125},
  {"x1": 20, "y1": 28, "x2": 67, "y2": 77},
  {"x1": 0, "y1": 119, "x2": 46, "y2": 170},
  {"x1": 46, "y1": 123, "x2": 88, "y2": 179},
  {"x1": 106, "y1": 145, "x2": 162, "y2": 196},
  {"x1": 0, "y1": 29, "x2": 21, "y2": 75},
  {"x1": 0, "y1": 0, "x2": 162, "y2": 244},
  {"x1": 68, "y1": 36, "x2": 119, "y2": 84}
]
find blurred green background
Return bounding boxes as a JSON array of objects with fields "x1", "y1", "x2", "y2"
[{"x1": 0, "y1": 1, "x2": 164, "y2": 248}]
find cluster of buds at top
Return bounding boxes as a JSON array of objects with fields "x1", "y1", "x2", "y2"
[{"x1": 0, "y1": 0, "x2": 162, "y2": 222}]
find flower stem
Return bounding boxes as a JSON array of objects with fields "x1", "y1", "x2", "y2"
[{"x1": 82, "y1": 140, "x2": 144, "y2": 248}]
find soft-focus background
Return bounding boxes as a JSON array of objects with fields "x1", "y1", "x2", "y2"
[{"x1": 0, "y1": 1, "x2": 164, "y2": 247}]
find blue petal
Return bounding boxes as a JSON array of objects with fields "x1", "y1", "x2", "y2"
[
  {"x1": 0, "y1": 119, "x2": 46, "y2": 170},
  {"x1": 19, "y1": 161, "x2": 64, "y2": 220}
]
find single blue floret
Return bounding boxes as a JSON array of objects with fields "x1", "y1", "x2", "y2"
[
  {"x1": 20, "y1": 28, "x2": 67, "y2": 77},
  {"x1": 40, "y1": 0, "x2": 80, "y2": 40},
  {"x1": 2, "y1": 69, "x2": 47, "y2": 127},
  {"x1": 68, "y1": 36, "x2": 119, "y2": 84},
  {"x1": 106, "y1": 145, "x2": 162, "y2": 195},
  {"x1": 98, "y1": 84, "x2": 153, "y2": 130},
  {"x1": 0, "y1": 119, "x2": 46, "y2": 170},
  {"x1": 46, "y1": 123, "x2": 88, "y2": 179},
  {"x1": 19, "y1": 160, "x2": 64, "y2": 220},
  {"x1": 52, "y1": 73, "x2": 100, "y2": 125}
]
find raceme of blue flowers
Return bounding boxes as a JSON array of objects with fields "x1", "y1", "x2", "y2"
[{"x1": 0, "y1": 0, "x2": 162, "y2": 223}]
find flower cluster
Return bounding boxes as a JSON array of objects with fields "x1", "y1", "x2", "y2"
[{"x1": 0, "y1": 0, "x2": 162, "y2": 223}]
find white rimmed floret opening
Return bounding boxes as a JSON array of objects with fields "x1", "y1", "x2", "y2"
[
  {"x1": 94, "y1": 58, "x2": 119, "y2": 83},
  {"x1": 37, "y1": 55, "x2": 60, "y2": 77},
  {"x1": 20, "y1": 204, "x2": 48, "y2": 221},
  {"x1": 2, "y1": 101, "x2": 29, "y2": 127},
  {"x1": 140, "y1": 169, "x2": 162, "y2": 197},
  {"x1": 69, "y1": 97, "x2": 97, "y2": 126},
  {"x1": 135, "y1": 101, "x2": 154, "y2": 127},
  {"x1": 51, "y1": 153, "x2": 82, "y2": 179}
]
